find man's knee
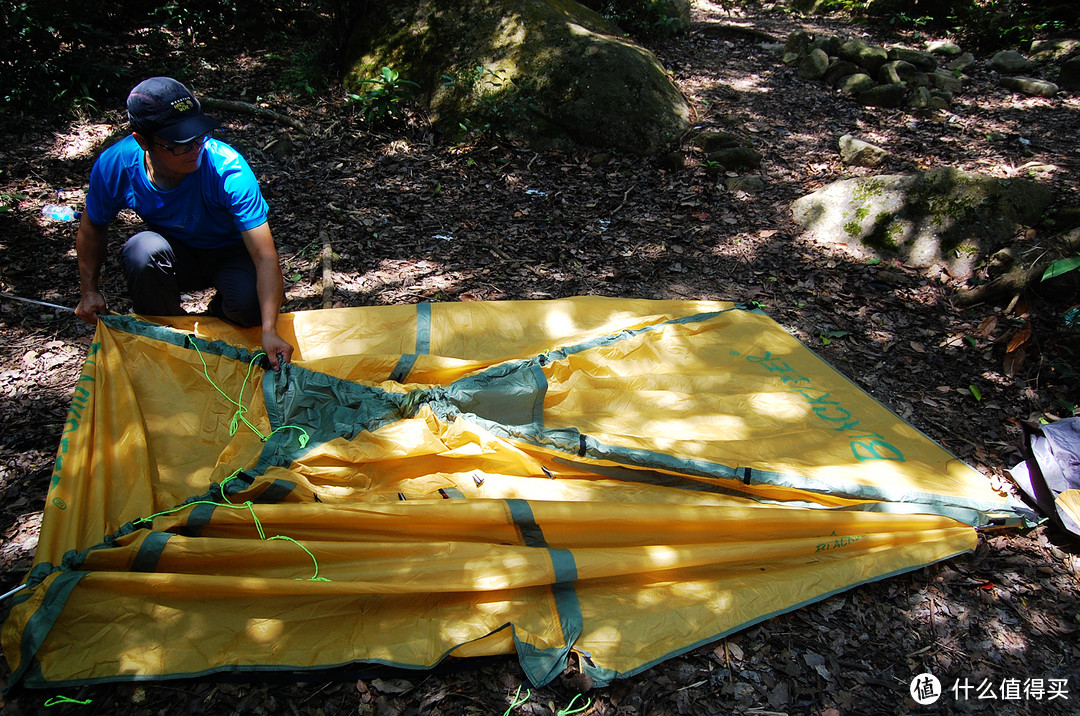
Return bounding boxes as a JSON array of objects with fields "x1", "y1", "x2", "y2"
[
  {"x1": 216, "y1": 293, "x2": 261, "y2": 328},
  {"x1": 121, "y1": 231, "x2": 175, "y2": 279},
  {"x1": 121, "y1": 232, "x2": 183, "y2": 316}
]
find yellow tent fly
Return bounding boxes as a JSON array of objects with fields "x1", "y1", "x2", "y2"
[{"x1": 1, "y1": 298, "x2": 1029, "y2": 689}]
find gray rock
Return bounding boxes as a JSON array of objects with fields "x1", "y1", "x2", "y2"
[
  {"x1": 927, "y1": 69, "x2": 963, "y2": 94},
  {"x1": 783, "y1": 30, "x2": 812, "y2": 66},
  {"x1": 987, "y1": 50, "x2": 1034, "y2": 74},
  {"x1": 706, "y1": 147, "x2": 762, "y2": 170},
  {"x1": 907, "y1": 86, "x2": 934, "y2": 109},
  {"x1": 797, "y1": 48, "x2": 831, "y2": 80},
  {"x1": 879, "y1": 60, "x2": 928, "y2": 87},
  {"x1": 856, "y1": 83, "x2": 907, "y2": 107},
  {"x1": 694, "y1": 131, "x2": 749, "y2": 152},
  {"x1": 945, "y1": 53, "x2": 976, "y2": 72},
  {"x1": 1000, "y1": 76, "x2": 1059, "y2": 98},
  {"x1": 824, "y1": 60, "x2": 861, "y2": 87},
  {"x1": 1060, "y1": 57, "x2": 1080, "y2": 90},
  {"x1": 813, "y1": 36, "x2": 844, "y2": 56},
  {"x1": 928, "y1": 95, "x2": 950, "y2": 110},
  {"x1": 837, "y1": 73, "x2": 877, "y2": 97},
  {"x1": 725, "y1": 175, "x2": 766, "y2": 193},
  {"x1": 1029, "y1": 38, "x2": 1080, "y2": 61},
  {"x1": 888, "y1": 47, "x2": 937, "y2": 71},
  {"x1": 926, "y1": 40, "x2": 962, "y2": 56},
  {"x1": 839, "y1": 134, "x2": 888, "y2": 167},
  {"x1": 877, "y1": 60, "x2": 911, "y2": 85},
  {"x1": 790, "y1": 168, "x2": 1054, "y2": 276},
  {"x1": 839, "y1": 38, "x2": 889, "y2": 74},
  {"x1": 930, "y1": 90, "x2": 953, "y2": 107}
]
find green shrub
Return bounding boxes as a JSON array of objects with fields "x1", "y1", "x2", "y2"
[
  {"x1": 346, "y1": 67, "x2": 419, "y2": 125},
  {"x1": 580, "y1": 0, "x2": 686, "y2": 38}
]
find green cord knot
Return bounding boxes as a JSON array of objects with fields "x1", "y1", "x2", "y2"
[
  {"x1": 44, "y1": 696, "x2": 92, "y2": 707},
  {"x1": 557, "y1": 694, "x2": 591, "y2": 716},
  {"x1": 186, "y1": 341, "x2": 309, "y2": 449},
  {"x1": 503, "y1": 685, "x2": 531, "y2": 716}
]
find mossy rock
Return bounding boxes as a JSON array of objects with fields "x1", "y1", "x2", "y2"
[
  {"x1": 838, "y1": 38, "x2": 889, "y2": 74},
  {"x1": 791, "y1": 169, "x2": 1054, "y2": 277},
  {"x1": 706, "y1": 146, "x2": 762, "y2": 170},
  {"x1": 694, "y1": 131, "x2": 751, "y2": 152},
  {"x1": 343, "y1": 0, "x2": 689, "y2": 154}
]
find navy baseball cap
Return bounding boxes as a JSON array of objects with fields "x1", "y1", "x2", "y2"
[{"x1": 126, "y1": 77, "x2": 220, "y2": 142}]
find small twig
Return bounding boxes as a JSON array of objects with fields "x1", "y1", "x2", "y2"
[{"x1": 612, "y1": 187, "x2": 634, "y2": 215}]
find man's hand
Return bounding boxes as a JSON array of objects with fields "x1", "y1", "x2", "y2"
[
  {"x1": 262, "y1": 329, "x2": 293, "y2": 371},
  {"x1": 75, "y1": 291, "x2": 108, "y2": 325},
  {"x1": 75, "y1": 213, "x2": 109, "y2": 325},
  {"x1": 241, "y1": 222, "x2": 293, "y2": 371}
]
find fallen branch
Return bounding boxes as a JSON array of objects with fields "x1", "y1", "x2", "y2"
[
  {"x1": 320, "y1": 238, "x2": 334, "y2": 309},
  {"x1": 955, "y1": 228, "x2": 1080, "y2": 307},
  {"x1": 201, "y1": 97, "x2": 308, "y2": 134}
]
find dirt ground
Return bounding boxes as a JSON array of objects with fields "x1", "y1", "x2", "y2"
[{"x1": 1, "y1": 1, "x2": 1078, "y2": 714}]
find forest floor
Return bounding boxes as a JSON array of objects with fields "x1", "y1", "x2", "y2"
[{"x1": 2, "y1": 1, "x2": 1079, "y2": 714}]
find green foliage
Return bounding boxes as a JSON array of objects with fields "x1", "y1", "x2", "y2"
[
  {"x1": 0, "y1": 0, "x2": 311, "y2": 117},
  {"x1": 346, "y1": 67, "x2": 419, "y2": 125},
  {"x1": 582, "y1": 0, "x2": 685, "y2": 37},
  {"x1": 269, "y1": 41, "x2": 327, "y2": 97},
  {"x1": 152, "y1": 0, "x2": 235, "y2": 44},
  {"x1": 440, "y1": 66, "x2": 540, "y2": 139},
  {"x1": 0, "y1": 1, "x2": 124, "y2": 113},
  {"x1": 0, "y1": 191, "x2": 24, "y2": 213},
  {"x1": 1043, "y1": 257, "x2": 1080, "y2": 282}
]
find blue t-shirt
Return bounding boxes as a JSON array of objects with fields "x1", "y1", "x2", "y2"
[{"x1": 86, "y1": 135, "x2": 269, "y2": 249}]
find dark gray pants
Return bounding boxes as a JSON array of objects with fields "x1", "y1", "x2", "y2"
[{"x1": 120, "y1": 231, "x2": 261, "y2": 327}]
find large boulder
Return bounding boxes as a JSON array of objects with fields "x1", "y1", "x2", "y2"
[
  {"x1": 343, "y1": 0, "x2": 689, "y2": 153},
  {"x1": 791, "y1": 169, "x2": 1053, "y2": 276}
]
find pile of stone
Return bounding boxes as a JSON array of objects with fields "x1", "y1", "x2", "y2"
[{"x1": 781, "y1": 31, "x2": 1078, "y2": 110}]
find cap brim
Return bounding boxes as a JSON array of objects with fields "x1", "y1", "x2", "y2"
[{"x1": 156, "y1": 113, "x2": 221, "y2": 143}]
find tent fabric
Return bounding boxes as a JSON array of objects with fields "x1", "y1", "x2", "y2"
[
  {"x1": 1009, "y1": 418, "x2": 1080, "y2": 536},
  {"x1": 2, "y1": 297, "x2": 1030, "y2": 690}
]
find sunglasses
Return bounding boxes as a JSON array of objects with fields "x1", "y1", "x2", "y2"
[{"x1": 152, "y1": 133, "x2": 210, "y2": 156}]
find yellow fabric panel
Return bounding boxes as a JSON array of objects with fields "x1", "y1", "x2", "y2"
[
  {"x1": 3, "y1": 298, "x2": 1024, "y2": 689},
  {"x1": 543, "y1": 309, "x2": 1007, "y2": 508}
]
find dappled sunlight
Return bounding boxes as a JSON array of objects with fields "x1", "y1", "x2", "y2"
[
  {"x1": 726, "y1": 72, "x2": 774, "y2": 95},
  {"x1": 378, "y1": 139, "x2": 419, "y2": 157},
  {"x1": 750, "y1": 390, "x2": 811, "y2": 421},
  {"x1": 244, "y1": 617, "x2": 286, "y2": 643},
  {"x1": 45, "y1": 121, "x2": 116, "y2": 161}
]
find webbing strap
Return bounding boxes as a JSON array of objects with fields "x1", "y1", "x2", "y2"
[
  {"x1": 130, "y1": 531, "x2": 173, "y2": 572},
  {"x1": 7, "y1": 571, "x2": 86, "y2": 695},
  {"x1": 389, "y1": 302, "x2": 431, "y2": 382},
  {"x1": 505, "y1": 499, "x2": 582, "y2": 686}
]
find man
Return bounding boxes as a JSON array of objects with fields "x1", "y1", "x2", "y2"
[{"x1": 74, "y1": 76, "x2": 293, "y2": 369}]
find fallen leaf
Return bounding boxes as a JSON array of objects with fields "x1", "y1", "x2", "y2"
[
  {"x1": 370, "y1": 678, "x2": 413, "y2": 694},
  {"x1": 1006, "y1": 326, "x2": 1031, "y2": 354}
]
